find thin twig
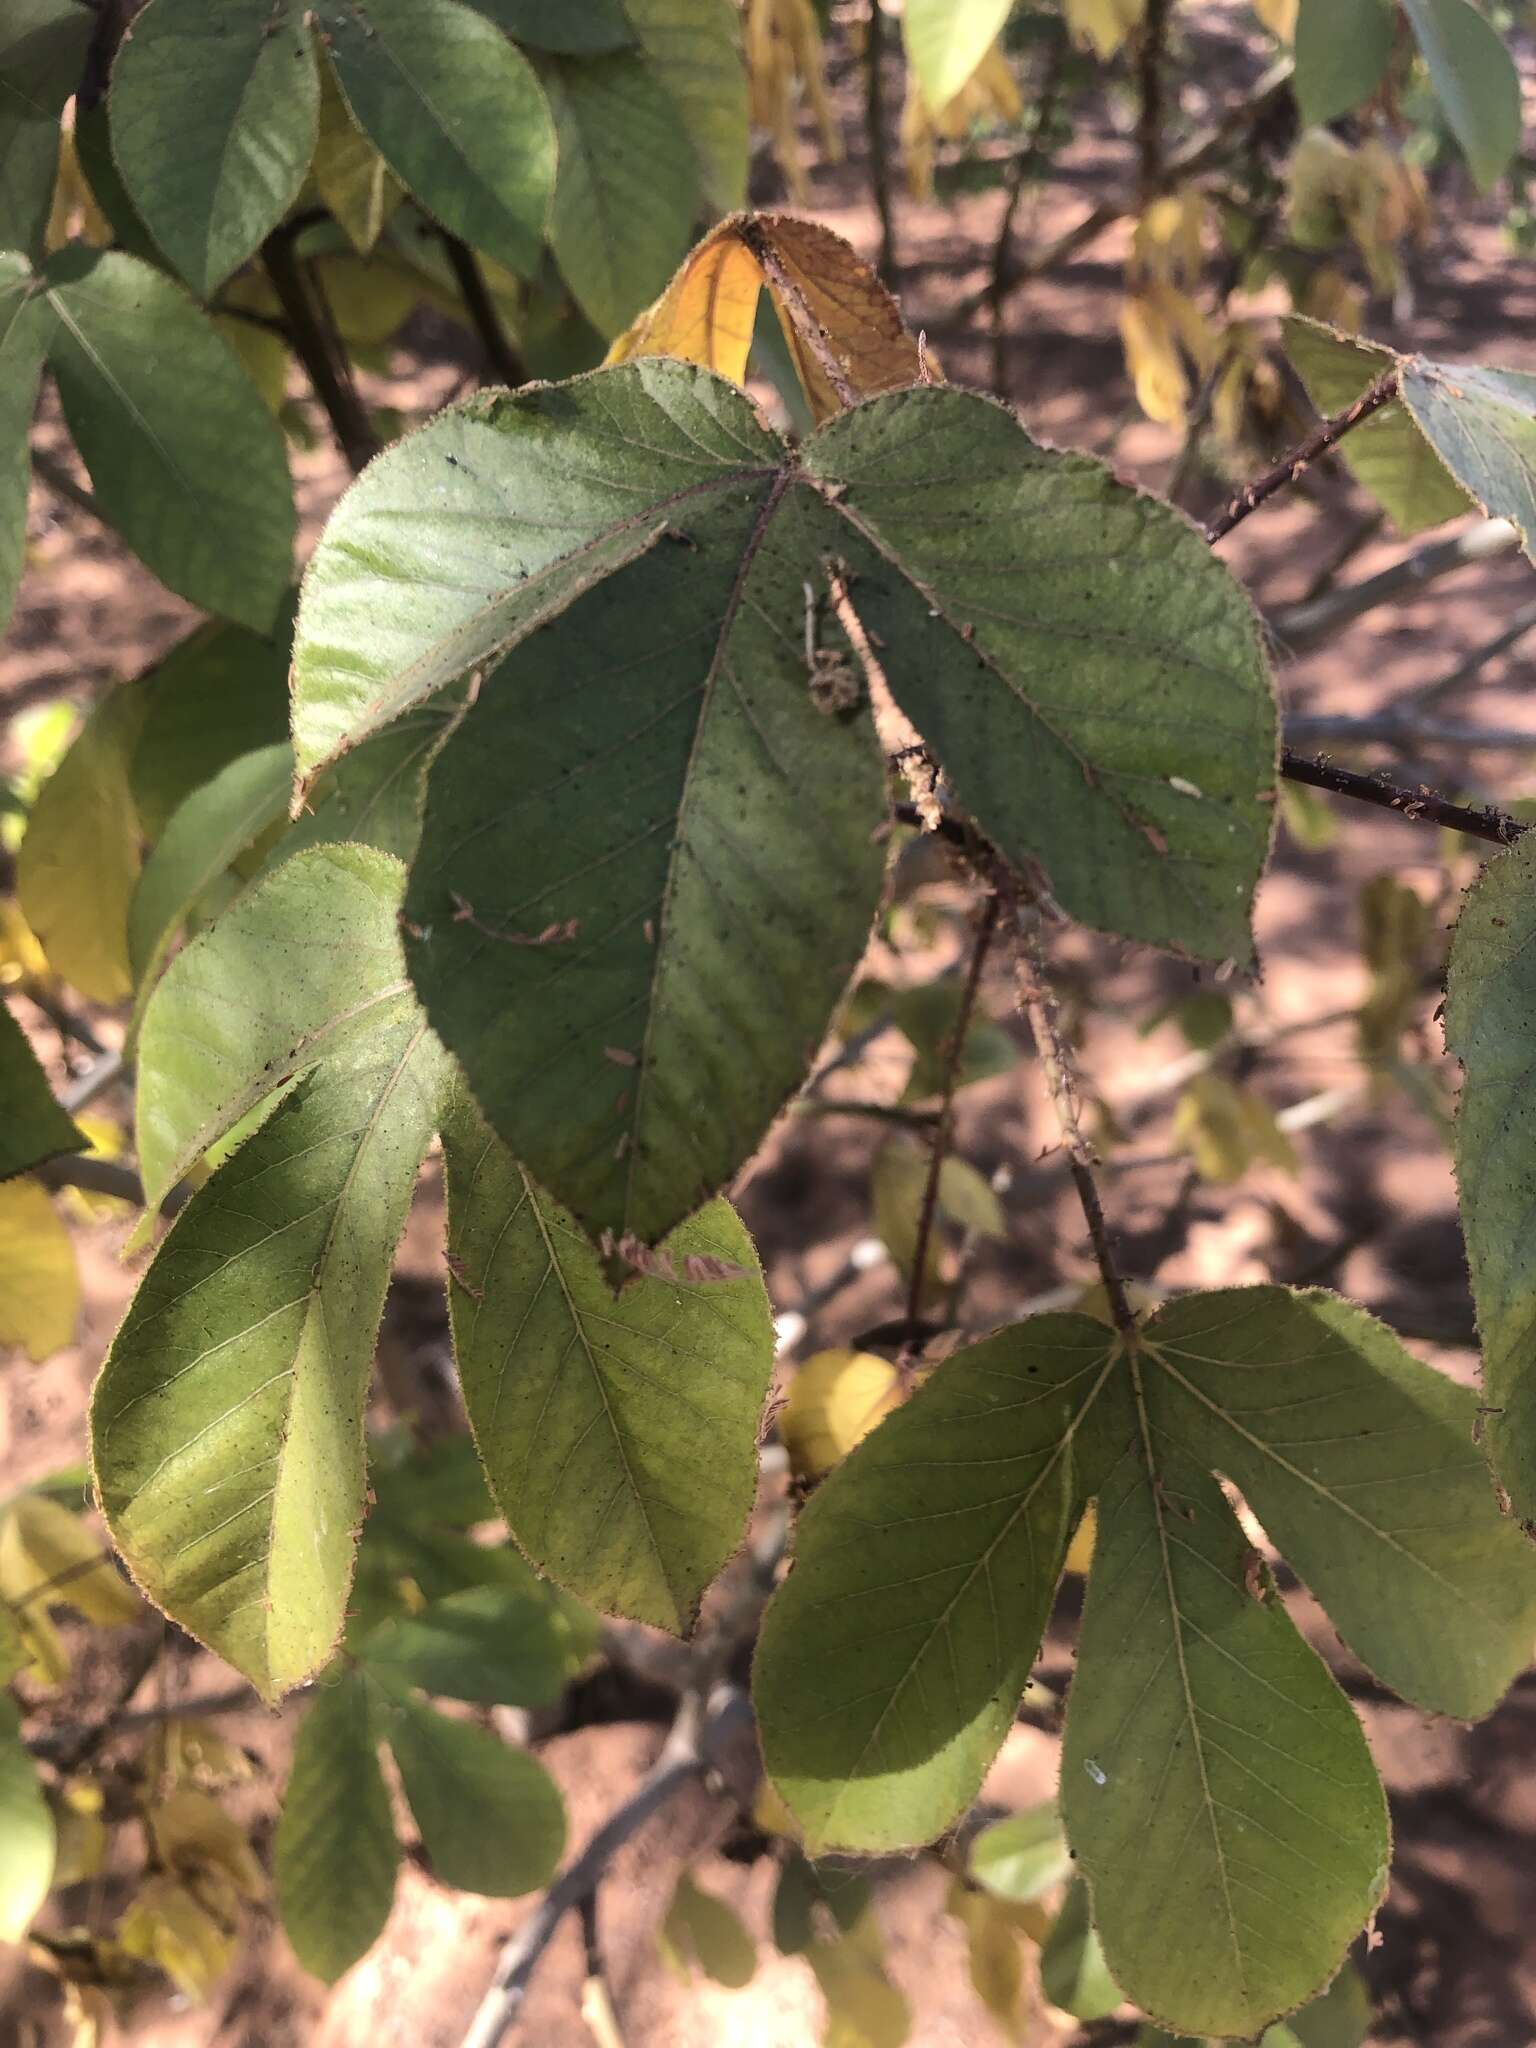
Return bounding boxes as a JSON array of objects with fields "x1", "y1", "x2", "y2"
[
  {"x1": 863, "y1": 0, "x2": 896, "y2": 284},
  {"x1": 904, "y1": 896, "x2": 1000, "y2": 1335},
  {"x1": 440, "y1": 231, "x2": 528, "y2": 388},
  {"x1": 737, "y1": 218, "x2": 859, "y2": 409},
  {"x1": 1205, "y1": 368, "x2": 1400, "y2": 545},
  {"x1": 262, "y1": 227, "x2": 380, "y2": 474},
  {"x1": 60, "y1": 1047, "x2": 123, "y2": 1115},
  {"x1": 1279, "y1": 748, "x2": 1526, "y2": 847},
  {"x1": 1270, "y1": 519, "x2": 1519, "y2": 654}
]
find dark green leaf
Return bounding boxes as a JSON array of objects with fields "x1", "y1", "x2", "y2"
[
  {"x1": 383, "y1": 1693, "x2": 565, "y2": 1894},
  {"x1": 110, "y1": 0, "x2": 321, "y2": 296},
  {"x1": 368, "y1": 1430, "x2": 494, "y2": 1530},
  {"x1": 317, "y1": 0, "x2": 554, "y2": 281},
  {"x1": 1399, "y1": 357, "x2": 1536, "y2": 560},
  {"x1": 538, "y1": 52, "x2": 699, "y2": 337},
  {"x1": 1294, "y1": 0, "x2": 1394, "y2": 128},
  {"x1": 1039, "y1": 1877, "x2": 1120, "y2": 2021},
  {"x1": 0, "y1": 0, "x2": 92, "y2": 257},
  {"x1": 1402, "y1": 0, "x2": 1521, "y2": 191},
  {"x1": 771, "y1": 1851, "x2": 870, "y2": 1955},
  {"x1": 275, "y1": 1669, "x2": 399, "y2": 1982},
  {"x1": 1283, "y1": 318, "x2": 1470, "y2": 537},
  {"x1": 0, "y1": 997, "x2": 85, "y2": 1181},
  {"x1": 271, "y1": 697, "x2": 460, "y2": 872},
  {"x1": 40, "y1": 248, "x2": 294, "y2": 629},
  {"x1": 624, "y1": 0, "x2": 746, "y2": 212},
  {"x1": 127, "y1": 742, "x2": 293, "y2": 993},
  {"x1": 466, "y1": 0, "x2": 634, "y2": 53},
  {"x1": 0, "y1": 250, "x2": 52, "y2": 635},
  {"x1": 443, "y1": 1095, "x2": 776, "y2": 1629},
  {"x1": 358, "y1": 1583, "x2": 582, "y2": 1706}
]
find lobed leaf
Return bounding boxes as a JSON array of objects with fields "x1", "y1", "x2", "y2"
[
  {"x1": 443, "y1": 1096, "x2": 775, "y2": 1631},
  {"x1": 109, "y1": 0, "x2": 321, "y2": 297}
]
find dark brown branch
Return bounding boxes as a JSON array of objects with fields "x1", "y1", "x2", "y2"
[
  {"x1": 440, "y1": 231, "x2": 528, "y2": 388},
  {"x1": 864, "y1": 0, "x2": 897, "y2": 284},
  {"x1": 262, "y1": 228, "x2": 380, "y2": 475},
  {"x1": 1136, "y1": 0, "x2": 1174, "y2": 201},
  {"x1": 1205, "y1": 368, "x2": 1400, "y2": 545},
  {"x1": 1278, "y1": 748, "x2": 1526, "y2": 847},
  {"x1": 905, "y1": 895, "x2": 1001, "y2": 1336}
]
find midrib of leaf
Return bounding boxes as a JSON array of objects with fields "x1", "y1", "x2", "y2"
[
  {"x1": 820, "y1": 1346, "x2": 1120, "y2": 1836},
  {"x1": 45, "y1": 287, "x2": 195, "y2": 500},
  {"x1": 1126, "y1": 1343, "x2": 1248, "y2": 2007},
  {"x1": 621, "y1": 465, "x2": 792, "y2": 1223},
  {"x1": 1144, "y1": 1338, "x2": 1482, "y2": 1618}
]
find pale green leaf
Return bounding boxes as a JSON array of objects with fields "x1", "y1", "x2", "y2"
[
  {"x1": 0, "y1": 1698, "x2": 54, "y2": 1941},
  {"x1": 1039, "y1": 1877, "x2": 1119, "y2": 2021},
  {"x1": 538, "y1": 52, "x2": 699, "y2": 337},
  {"x1": 16, "y1": 684, "x2": 147, "y2": 1004},
  {"x1": 0, "y1": 250, "x2": 52, "y2": 636},
  {"x1": 1294, "y1": 0, "x2": 1393, "y2": 127},
  {"x1": 127, "y1": 742, "x2": 293, "y2": 993},
  {"x1": 467, "y1": 0, "x2": 634, "y2": 52},
  {"x1": 275, "y1": 1669, "x2": 398, "y2": 1982},
  {"x1": 968, "y1": 1805, "x2": 1073, "y2": 1906},
  {"x1": 660, "y1": 1872, "x2": 757, "y2": 1987},
  {"x1": 902, "y1": 0, "x2": 1014, "y2": 112},
  {"x1": 443, "y1": 1096, "x2": 775, "y2": 1630},
  {"x1": 383, "y1": 1693, "x2": 564, "y2": 1894},
  {"x1": 0, "y1": 1176, "x2": 79, "y2": 1360},
  {"x1": 0, "y1": 0, "x2": 92, "y2": 257},
  {"x1": 1281, "y1": 318, "x2": 1469, "y2": 537},
  {"x1": 1402, "y1": 0, "x2": 1521, "y2": 191},
  {"x1": 1399, "y1": 357, "x2": 1536, "y2": 560},
  {"x1": 0, "y1": 997, "x2": 85, "y2": 1181},
  {"x1": 1445, "y1": 831, "x2": 1536, "y2": 1524},
  {"x1": 317, "y1": 0, "x2": 554, "y2": 281},
  {"x1": 109, "y1": 0, "x2": 321, "y2": 296},
  {"x1": 40, "y1": 248, "x2": 294, "y2": 629},
  {"x1": 624, "y1": 0, "x2": 747, "y2": 212},
  {"x1": 132, "y1": 843, "x2": 417, "y2": 1209},
  {"x1": 358, "y1": 1583, "x2": 582, "y2": 1706},
  {"x1": 756, "y1": 1315, "x2": 1113, "y2": 1854}
]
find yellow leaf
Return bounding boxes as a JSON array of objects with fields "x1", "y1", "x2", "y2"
[
  {"x1": 1130, "y1": 189, "x2": 1209, "y2": 288},
  {"x1": 1063, "y1": 0, "x2": 1145, "y2": 60},
  {"x1": 1064, "y1": 1504, "x2": 1097, "y2": 1577},
  {"x1": 781, "y1": 1350, "x2": 903, "y2": 1481},
  {"x1": 0, "y1": 1495, "x2": 141, "y2": 1627},
  {"x1": 51, "y1": 1780, "x2": 108, "y2": 1887},
  {"x1": 1250, "y1": 0, "x2": 1297, "y2": 39},
  {"x1": 1173, "y1": 1073, "x2": 1298, "y2": 1184},
  {"x1": 0, "y1": 901, "x2": 50, "y2": 988},
  {"x1": 143, "y1": 1718, "x2": 255, "y2": 1792},
  {"x1": 753, "y1": 1779, "x2": 803, "y2": 1841},
  {"x1": 659, "y1": 1873, "x2": 756, "y2": 1988},
  {"x1": 147, "y1": 1788, "x2": 264, "y2": 1912},
  {"x1": 900, "y1": 39, "x2": 1020, "y2": 195},
  {"x1": 313, "y1": 52, "x2": 403, "y2": 255},
  {"x1": 1118, "y1": 291, "x2": 1190, "y2": 427},
  {"x1": 608, "y1": 213, "x2": 928, "y2": 426},
  {"x1": 116, "y1": 1875, "x2": 235, "y2": 1999},
  {"x1": 314, "y1": 254, "x2": 420, "y2": 348},
  {"x1": 53, "y1": 1114, "x2": 132, "y2": 1225},
  {"x1": 45, "y1": 120, "x2": 112, "y2": 255},
  {"x1": 16, "y1": 688, "x2": 148, "y2": 1004},
  {"x1": 807, "y1": 1911, "x2": 911, "y2": 2048},
  {"x1": 745, "y1": 0, "x2": 842, "y2": 199},
  {"x1": 212, "y1": 315, "x2": 289, "y2": 415},
  {"x1": 0, "y1": 1180, "x2": 79, "y2": 1361},
  {"x1": 947, "y1": 1880, "x2": 1028, "y2": 2041}
]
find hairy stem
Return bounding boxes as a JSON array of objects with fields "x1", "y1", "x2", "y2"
[
  {"x1": 1279, "y1": 747, "x2": 1526, "y2": 847},
  {"x1": 864, "y1": 0, "x2": 897, "y2": 284},
  {"x1": 1205, "y1": 367, "x2": 1400, "y2": 545},
  {"x1": 440, "y1": 231, "x2": 528, "y2": 388}
]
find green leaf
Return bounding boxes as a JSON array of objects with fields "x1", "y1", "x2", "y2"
[
  {"x1": 902, "y1": 0, "x2": 1013, "y2": 112},
  {"x1": 0, "y1": 250, "x2": 53, "y2": 636},
  {"x1": 772, "y1": 1851, "x2": 870, "y2": 1956},
  {"x1": 1402, "y1": 0, "x2": 1521, "y2": 192},
  {"x1": 109, "y1": 0, "x2": 321, "y2": 297},
  {"x1": 275, "y1": 1669, "x2": 399, "y2": 1982},
  {"x1": 131, "y1": 843, "x2": 417, "y2": 1208},
  {"x1": 623, "y1": 0, "x2": 747, "y2": 212},
  {"x1": 443, "y1": 1095, "x2": 776, "y2": 1630},
  {"x1": 0, "y1": 1698, "x2": 54, "y2": 1942},
  {"x1": 357, "y1": 1583, "x2": 582, "y2": 1706},
  {"x1": 466, "y1": 0, "x2": 634, "y2": 53},
  {"x1": 1282, "y1": 318, "x2": 1470, "y2": 538},
  {"x1": 317, "y1": 0, "x2": 554, "y2": 281},
  {"x1": 0, "y1": 997, "x2": 85, "y2": 1181},
  {"x1": 127, "y1": 742, "x2": 293, "y2": 993},
  {"x1": 129, "y1": 606, "x2": 295, "y2": 840},
  {"x1": 40, "y1": 247, "x2": 294, "y2": 629},
  {"x1": 660, "y1": 1872, "x2": 757, "y2": 1987},
  {"x1": 967, "y1": 1805, "x2": 1073, "y2": 1906},
  {"x1": 16, "y1": 684, "x2": 148, "y2": 1004},
  {"x1": 1039, "y1": 1877, "x2": 1120, "y2": 2021},
  {"x1": 273, "y1": 698, "x2": 460, "y2": 872},
  {"x1": 1399, "y1": 357, "x2": 1536, "y2": 561},
  {"x1": 1294, "y1": 0, "x2": 1393, "y2": 128},
  {"x1": 0, "y1": 0, "x2": 93, "y2": 257},
  {"x1": 382, "y1": 1693, "x2": 564, "y2": 1894},
  {"x1": 802, "y1": 389, "x2": 1275, "y2": 964},
  {"x1": 538, "y1": 52, "x2": 699, "y2": 337},
  {"x1": 756, "y1": 1314, "x2": 1109, "y2": 1855},
  {"x1": 1446, "y1": 830, "x2": 1536, "y2": 1524}
]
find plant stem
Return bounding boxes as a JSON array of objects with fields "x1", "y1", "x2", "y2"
[
  {"x1": 988, "y1": 25, "x2": 1067, "y2": 395},
  {"x1": 440, "y1": 231, "x2": 528, "y2": 387},
  {"x1": 262, "y1": 228, "x2": 380, "y2": 475},
  {"x1": 1278, "y1": 748, "x2": 1526, "y2": 847},
  {"x1": 1272, "y1": 518, "x2": 1519, "y2": 653},
  {"x1": 864, "y1": 0, "x2": 896, "y2": 284},
  {"x1": 904, "y1": 895, "x2": 1001, "y2": 1336},
  {"x1": 1205, "y1": 368, "x2": 1400, "y2": 545},
  {"x1": 1136, "y1": 0, "x2": 1173, "y2": 202}
]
